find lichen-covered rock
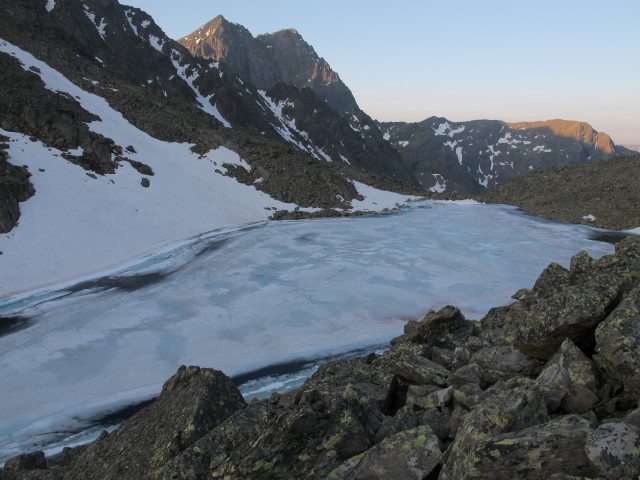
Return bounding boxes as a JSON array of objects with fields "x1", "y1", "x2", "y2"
[
  {"x1": 537, "y1": 338, "x2": 601, "y2": 413},
  {"x1": 392, "y1": 305, "x2": 479, "y2": 351},
  {"x1": 0, "y1": 451, "x2": 47, "y2": 479},
  {"x1": 441, "y1": 378, "x2": 550, "y2": 479},
  {"x1": 158, "y1": 359, "x2": 394, "y2": 479},
  {"x1": 406, "y1": 385, "x2": 454, "y2": 410},
  {"x1": 441, "y1": 415, "x2": 600, "y2": 480},
  {"x1": 325, "y1": 425, "x2": 442, "y2": 480},
  {"x1": 506, "y1": 274, "x2": 628, "y2": 359},
  {"x1": 521, "y1": 262, "x2": 572, "y2": 306},
  {"x1": 471, "y1": 345, "x2": 543, "y2": 384},
  {"x1": 585, "y1": 422, "x2": 640, "y2": 479},
  {"x1": 377, "y1": 343, "x2": 450, "y2": 386},
  {"x1": 595, "y1": 284, "x2": 640, "y2": 397},
  {"x1": 59, "y1": 366, "x2": 246, "y2": 480},
  {"x1": 304, "y1": 355, "x2": 397, "y2": 411}
]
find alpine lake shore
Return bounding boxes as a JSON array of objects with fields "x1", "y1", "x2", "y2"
[{"x1": 2, "y1": 187, "x2": 640, "y2": 480}]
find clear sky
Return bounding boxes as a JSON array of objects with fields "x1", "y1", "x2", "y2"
[{"x1": 123, "y1": 0, "x2": 640, "y2": 145}]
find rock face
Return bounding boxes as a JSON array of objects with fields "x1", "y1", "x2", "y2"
[
  {"x1": 0, "y1": 136, "x2": 34, "y2": 233},
  {"x1": 179, "y1": 15, "x2": 360, "y2": 113},
  {"x1": 477, "y1": 153, "x2": 640, "y2": 231},
  {"x1": 379, "y1": 117, "x2": 634, "y2": 194},
  {"x1": 5, "y1": 236, "x2": 640, "y2": 479}
]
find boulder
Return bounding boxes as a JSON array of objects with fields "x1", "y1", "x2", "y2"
[
  {"x1": 377, "y1": 343, "x2": 450, "y2": 386},
  {"x1": 392, "y1": 305, "x2": 478, "y2": 351},
  {"x1": 1, "y1": 451, "x2": 48, "y2": 479},
  {"x1": 595, "y1": 284, "x2": 640, "y2": 397},
  {"x1": 471, "y1": 345, "x2": 543, "y2": 384},
  {"x1": 59, "y1": 366, "x2": 246, "y2": 480},
  {"x1": 441, "y1": 378, "x2": 550, "y2": 479},
  {"x1": 500, "y1": 273, "x2": 628, "y2": 359},
  {"x1": 158, "y1": 358, "x2": 393, "y2": 479},
  {"x1": 325, "y1": 426, "x2": 442, "y2": 480},
  {"x1": 519, "y1": 262, "x2": 572, "y2": 306},
  {"x1": 537, "y1": 338, "x2": 601, "y2": 413},
  {"x1": 441, "y1": 415, "x2": 601, "y2": 480},
  {"x1": 585, "y1": 422, "x2": 640, "y2": 479}
]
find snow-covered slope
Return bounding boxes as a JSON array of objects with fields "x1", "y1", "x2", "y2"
[{"x1": 0, "y1": 40, "x2": 414, "y2": 297}]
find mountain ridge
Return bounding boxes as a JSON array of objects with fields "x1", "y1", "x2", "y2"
[
  {"x1": 380, "y1": 116, "x2": 632, "y2": 194},
  {"x1": 179, "y1": 15, "x2": 360, "y2": 113}
]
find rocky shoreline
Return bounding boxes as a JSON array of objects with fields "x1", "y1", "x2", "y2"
[{"x1": 2, "y1": 235, "x2": 639, "y2": 479}]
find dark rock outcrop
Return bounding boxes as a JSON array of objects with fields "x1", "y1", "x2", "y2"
[
  {"x1": 0, "y1": 135, "x2": 34, "y2": 233},
  {"x1": 4, "y1": 236, "x2": 640, "y2": 479}
]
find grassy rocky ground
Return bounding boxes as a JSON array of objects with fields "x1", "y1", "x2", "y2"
[
  {"x1": 476, "y1": 154, "x2": 640, "y2": 231},
  {"x1": 3, "y1": 235, "x2": 640, "y2": 479}
]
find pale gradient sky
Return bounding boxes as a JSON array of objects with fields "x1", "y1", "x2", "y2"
[{"x1": 122, "y1": 0, "x2": 640, "y2": 145}]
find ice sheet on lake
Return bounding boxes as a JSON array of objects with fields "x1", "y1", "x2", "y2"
[{"x1": 0, "y1": 201, "x2": 618, "y2": 461}]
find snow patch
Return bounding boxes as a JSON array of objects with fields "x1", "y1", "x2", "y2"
[
  {"x1": 83, "y1": 5, "x2": 107, "y2": 41},
  {"x1": 398, "y1": 140, "x2": 409, "y2": 148},
  {"x1": 533, "y1": 145, "x2": 552, "y2": 153},
  {"x1": 349, "y1": 181, "x2": 416, "y2": 211},
  {"x1": 316, "y1": 148, "x2": 333, "y2": 163},
  {"x1": 383, "y1": 132, "x2": 390, "y2": 141},
  {"x1": 430, "y1": 174, "x2": 446, "y2": 193},
  {"x1": 582, "y1": 214, "x2": 596, "y2": 222},
  {"x1": 124, "y1": 9, "x2": 138, "y2": 36},
  {"x1": 45, "y1": 0, "x2": 55, "y2": 12},
  {"x1": 433, "y1": 121, "x2": 465, "y2": 137},
  {"x1": 148, "y1": 35, "x2": 164, "y2": 53}
]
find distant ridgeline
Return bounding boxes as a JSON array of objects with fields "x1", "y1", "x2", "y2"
[{"x1": 378, "y1": 118, "x2": 634, "y2": 194}]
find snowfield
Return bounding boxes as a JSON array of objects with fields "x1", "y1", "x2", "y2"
[{"x1": 0, "y1": 39, "x2": 413, "y2": 296}]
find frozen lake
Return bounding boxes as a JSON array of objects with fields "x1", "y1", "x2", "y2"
[{"x1": 0, "y1": 201, "x2": 620, "y2": 461}]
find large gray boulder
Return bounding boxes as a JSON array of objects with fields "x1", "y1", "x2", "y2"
[
  {"x1": 442, "y1": 415, "x2": 601, "y2": 480},
  {"x1": 440, "y1": 378, "x2": 550, "y2": 480},
  {"x1": 60, "y1": 366, "x2": 245, "y2": 480},
  {"x1": 595, "y1": 284, "x2": 640, "y2": 398},
  {"x1": 324, "y1": 425, "x2": 442, "y2": 480},
  {"x1": 537, "y1": 338, "x2": 601, "y2": 413}
]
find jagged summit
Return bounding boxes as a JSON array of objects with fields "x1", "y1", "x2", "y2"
[{"x1": 179, "y1": 16, "x2": 360, "y2": 113}]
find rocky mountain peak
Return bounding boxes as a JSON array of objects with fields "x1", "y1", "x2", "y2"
[{"x1": 179, "y1": 17, "x2": 360, "y2": 112}]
